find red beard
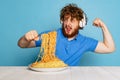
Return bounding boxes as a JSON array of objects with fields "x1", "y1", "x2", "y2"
[{"x1": 62, "y1": 24, "x2": 79, "y2": 38}]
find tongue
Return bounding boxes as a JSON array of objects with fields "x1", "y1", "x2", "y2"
[{"x1": 67, "y1": 27, "x2": 71, "y2": 32}]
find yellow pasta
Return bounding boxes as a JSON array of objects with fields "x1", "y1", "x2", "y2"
[{"x1": 31, "y1": 31, "x2": 67, "y2": 68}]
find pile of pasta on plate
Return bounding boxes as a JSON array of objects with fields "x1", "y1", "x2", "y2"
[{"x1": 30, "y1": 31, "x2": 68, "y2": 68}]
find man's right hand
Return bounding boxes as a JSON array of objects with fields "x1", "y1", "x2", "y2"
[
  {"x1": 25, "y1": 30, "x2": 39, "y2": 41},
  {"x1": 18, "y1": 30, "x2": 40, "y2": 48}
]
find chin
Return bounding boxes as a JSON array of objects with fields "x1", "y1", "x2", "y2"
[{"x1": 62, "y1": 26, "x2": 79, "y2": 38}]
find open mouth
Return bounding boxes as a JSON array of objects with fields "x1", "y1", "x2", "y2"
[{"x1": 65, "y1": 26, "x2": 72, "y2": 33}]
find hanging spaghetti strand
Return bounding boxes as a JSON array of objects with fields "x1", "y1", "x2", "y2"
[{"x1": 31, "y1": 31, "x2": 68, "y2": 68}]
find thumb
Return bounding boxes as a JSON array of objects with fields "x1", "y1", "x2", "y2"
[
  {"x1": 93, "y1": 22, "x2": 99, "y2": 27},
  {"x1": 34, "y1": 36, "x2": 39, "y2": 41}
]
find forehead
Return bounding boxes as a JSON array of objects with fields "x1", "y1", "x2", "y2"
[{"x1": 64, "y1": 15, "x2": 77, "y2": 20}]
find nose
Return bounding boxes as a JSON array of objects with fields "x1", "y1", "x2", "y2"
[{"x1": 66, "y1": 20, "x2": 71, "y2": 26}]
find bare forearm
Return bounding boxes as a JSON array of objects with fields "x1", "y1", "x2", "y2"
[{"x1": 18, "y1": 36, "x2": 31, "y2": 48}]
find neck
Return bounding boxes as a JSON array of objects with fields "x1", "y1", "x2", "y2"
[{"x1": 68, "y1": 35, "x2": 76, "y2": 41}]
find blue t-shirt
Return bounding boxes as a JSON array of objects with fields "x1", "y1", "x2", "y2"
[{"x1": 35, "y1": 28, "x2": 98, "y2": 66}]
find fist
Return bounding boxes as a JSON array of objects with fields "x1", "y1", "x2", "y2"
[
  {"x1": 93, "y1": 18, "x2": 105, "y2": 27},
  {"x1": 25, "y1": 30, "x2": 39, "y2": 41}
]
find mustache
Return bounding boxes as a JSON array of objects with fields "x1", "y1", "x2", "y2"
[
  {"x1": 64, "y1": 25, "x2": 72, "y2": 28},
  {"x1": 62, "y1": 24, "x2": 79, "y2": 38}
]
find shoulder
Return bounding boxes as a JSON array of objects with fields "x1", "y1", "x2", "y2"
[
  {"x1": 78, "y1": 33, "x2": 98, "y2": 42},
  {"x1": 78, "y1": 33, "x2": 98, "y2": 51}
]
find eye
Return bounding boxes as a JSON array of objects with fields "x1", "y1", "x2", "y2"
[
  {"x1": 64, "y1": 19, "x2": 68, "y2": 22},
  {"x1": 71, "y1": 19, "x2": 76, "y2": 23},
  {"x1": 63, "y1": 19, "x2": 68, "y2": 23}
]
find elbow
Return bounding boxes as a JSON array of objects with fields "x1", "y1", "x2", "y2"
[
  {"x1": 17, "y1": 37, "x2": 28, "y2": 48},
  {"x1": 110, "y1": 47, "x2": 115, "y2": 53},
  {"x1": 18, "y1": 42, "x2": 24, "y2": 48},
  {"x1": 17, "y1": 41, "x2": 26, "y2": 48},
  {"x1": 110, "y1": 44, "x2": 116, "y2": 53},
  {"x1": 107, "y1": 47, "x2": 115, "y2": 53}
]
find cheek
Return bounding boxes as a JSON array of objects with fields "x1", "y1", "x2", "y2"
[
  {"x1": 63, "y1": 24, "x2": 68, "y2": 30},
  {"x1": 72, "y1": 22, "x2": 79, "y2": 27},
  {"x1": 72, "y1": 24, "x2": 79, "y2": 29}
]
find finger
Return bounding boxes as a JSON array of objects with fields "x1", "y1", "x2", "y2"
[
  {"x1": 34, "y1": 37, "x2": 39, "y2": 41},
  {"x1": 33, "y1": 31, "x2": 39, "y2": 39},
  {"x1": 93, "y1": 23, "x2": 99, "y2": 26},
  {"x1": 25, "y1": 30, "x2": 38, "y2": 41},
  {"x1": 93, "y1": 20, "x2": 100, "y2": 26},
  {"x1": 30, "y1": 35, "x2": 35, "y2": 40},
  {"x1": 30, "y1": 32, "x2": 35, "y2": 40},
  {"x1": 34, "y1": 32, "x2": 38, "y2": 38},
  {"x1": 26, "y1": 32, "x2": 33, "y2": 41},
  {"x1": 25, "y1": 35, "x2": 31, "y2": 41},
  {"x1": 33, "y1": 33, "x2": 39, "y2": 41},
  {"x1": 33, "y1": 30, "x2": 38, "y2": 36}
]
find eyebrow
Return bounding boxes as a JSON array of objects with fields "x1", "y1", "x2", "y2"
[{"x1": 64, "y1": 16, "x2": 76, "y2": 21}]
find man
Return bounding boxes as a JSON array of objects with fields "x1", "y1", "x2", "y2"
[{"x1": 18, "y1": 4, "x2": 115, "y2": 66}]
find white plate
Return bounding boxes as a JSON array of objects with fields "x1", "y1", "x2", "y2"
[{"x1": 28, "y1": 64, "x2": 68, "y2": 72}]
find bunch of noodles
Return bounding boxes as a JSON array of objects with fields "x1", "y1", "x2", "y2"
[{"x1": 31, "y1": 31, "x2": 67, "y2": 68}]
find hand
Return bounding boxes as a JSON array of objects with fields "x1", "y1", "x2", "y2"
[
  {"x1": 25, "y1": 30, "x2": 39, "y2": 41},
  {"x1": 93, "y1": 18, "x2": 105, "y2": 28}
]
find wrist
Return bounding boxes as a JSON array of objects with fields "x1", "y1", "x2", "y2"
[{"x1": 35, "y1": 38, "x2": 41, "y2": 47}]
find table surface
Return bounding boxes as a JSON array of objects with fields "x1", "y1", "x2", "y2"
[{"x1": 0, "y1": 66, "x2": 120, "y2": 80}]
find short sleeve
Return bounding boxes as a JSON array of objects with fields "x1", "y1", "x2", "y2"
[
  {"x1": 35, "y1": 30, "x2": 55, "y2": 47},
  {"x1": 35, "y1": 36, "x2": 41, "y2": 47},
  {"x1": 86, "y1": 37, "x2": 98, "y2": 52}
]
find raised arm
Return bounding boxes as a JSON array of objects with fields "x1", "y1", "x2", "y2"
[
  {"x1": 18, "y1": 30, "x2": 40, "y2": 48},
  {"x1": 93, "y1": 18, "x2": 115, "y2": 53}
]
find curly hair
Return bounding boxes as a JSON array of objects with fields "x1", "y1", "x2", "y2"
[{"x1": 60, "y1": 3, "x2": 87, "y2": 29}]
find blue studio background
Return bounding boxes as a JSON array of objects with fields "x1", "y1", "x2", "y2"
[{"x1": 0, "y1": 0, "x2": 119, "y2": 66}]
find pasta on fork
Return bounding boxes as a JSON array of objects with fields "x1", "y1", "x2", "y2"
[{"x1": 31, "y1": 31, "x2": 67, "y2": 68}]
